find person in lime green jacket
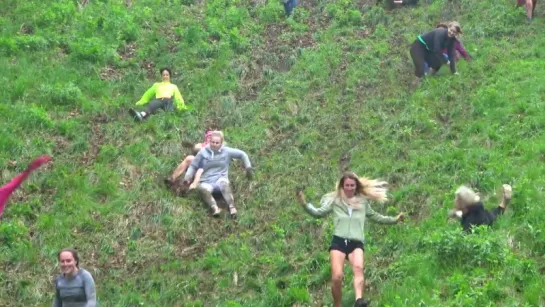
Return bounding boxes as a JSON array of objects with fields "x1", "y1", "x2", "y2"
[
  {"x1": 129, "y1": 67, "x2": 188, "y2": 121},
  {"x1": 296, "y1": 172, "x2": 405, "y2": 307}
]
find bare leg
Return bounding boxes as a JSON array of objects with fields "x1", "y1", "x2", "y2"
[
  {"x1": 526, "y1": 0, "x2": 534, "y2": 20},
  {"x1": 189, "y1": 168, "x2": 204, "y2": 190},
  {"x1": 330, "y1": 250, "x2": 346, "y2": 307},
  {"x1": 170, "y1": 155, "x2": 195, "y2": 181},
  {"x1": 348, "y1": 248, "x2": 365, "y2": 302}
]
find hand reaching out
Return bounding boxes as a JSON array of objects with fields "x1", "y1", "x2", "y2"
[{"x1": 296, "y1": 190, "x2": 307, "y2": 207}]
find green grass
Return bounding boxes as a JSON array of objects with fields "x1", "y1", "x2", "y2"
[{"x1": 1, "y1": 0, "x2": 545, "y2": 306}]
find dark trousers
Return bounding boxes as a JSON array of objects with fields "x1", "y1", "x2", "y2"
[
  {"x1": 410, "y1": 40, "x2": 444, "y2": 78},
  {"x1": 146, "y1": 98, "x2": 174, "y2": 115},
  {"x1": 283, "y1": 0, "x2": 297, "y2": 16}
]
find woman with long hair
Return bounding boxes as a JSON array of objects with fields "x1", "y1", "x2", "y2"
[{"x1": 296, "y1": 172, "x2": 405, "y2": 307}]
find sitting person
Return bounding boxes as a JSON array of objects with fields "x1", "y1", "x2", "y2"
[
  {"x1": 129, "y1": 67, "x2": 188, "y2": 122},
  {"x1": 165, "y1": 130, "x2": 213, "y2": 190},
  {"x1": 448, "y1": 184, "x2": 512, "y2": 233},
  {"x1": 183, "y1": 131, "x2": 253, "y2": 219}
]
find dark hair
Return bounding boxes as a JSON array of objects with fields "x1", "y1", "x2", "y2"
[
  {"x1": 57, "y1": 248, "x2": 80, "y2": 268},
  {"x1": 337, "y1": 172, "x2": 364, "y2": 196},
  {"x1": 159, "y1": 67, "x2": 172, "y2": 76}
]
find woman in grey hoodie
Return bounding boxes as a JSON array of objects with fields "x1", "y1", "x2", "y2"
[{"x1": 183, "y1": 131, "x2": 253, "y2": 218}]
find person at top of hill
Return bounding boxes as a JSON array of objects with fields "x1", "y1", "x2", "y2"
[
  {"x1": 165, "y1": 129, "x2": 214, "y2": 191},
  {"x1": 128, "y1": 67, "x2": 188, "y2": 122},
  {"x1": 517, "y1": 0, "x2": 537, "y2": 23},
  {"x1": 0, "y1": 155, "x2": 52, "y2": 218},
  {"x1": 296, "y1": 172, "x2": 405, "y2": 307},
  {"x1": 182, "y1": 131, "x2": 253, "y2": 219},
  {"x1": 448, "y1": 184, "x2": 512, "y2": 233},
  {"x1": 410, "y1": 21, "x2": 463, "y2": 88},
  {"x1": 424, "y1": 23, "x2": 471, "y2": 74},
  {"x1": 53, "y1": 248, "x2": 97, "y2": 307}
]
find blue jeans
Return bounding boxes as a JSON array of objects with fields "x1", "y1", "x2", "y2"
[
  {"x1": 283, "y1": 0, "x2": 297, "y2": 16},
  {"x1": 424, "y1": 53, "x2": 449, "y2": 74}
]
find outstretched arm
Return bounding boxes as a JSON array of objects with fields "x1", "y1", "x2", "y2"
[
  {"x1": 365, "y1": 203, "x2": 400, "y2": 224},
  {"x1": 173, "y1": 85, "x2": 187, "y2": 111},
  {"x1": 455, "y1": 40, "x2": 471, "y2": 61},
  {"x1": 227, "y1": 148, "x2": 252, "y2": 169},
  {"x1": 135, "y1": 83, "x2": 157, "y2": 106},
  {"x1": 297, "y1": 191, "x2": 335, "y2": 218}
]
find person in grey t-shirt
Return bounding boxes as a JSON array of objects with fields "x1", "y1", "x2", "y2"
[{"x1": 53, "y1": 248, "x2": 97, "y2": 307}]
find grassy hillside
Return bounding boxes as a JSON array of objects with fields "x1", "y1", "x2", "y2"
[{"x1": 1, "y1": 0, "x2": 545, "y2": 306}]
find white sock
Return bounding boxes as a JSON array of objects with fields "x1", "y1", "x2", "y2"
[{"x1": 140, "y1": 112, "x2": 146, "y2": 117}]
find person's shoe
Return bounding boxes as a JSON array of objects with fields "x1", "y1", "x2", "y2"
[
  {"x1": 164, "y1": 178, "x2": 174, "y2": 188},
  {"x1": 229, "y1": 206, "x2": 237, "y2": 219},
  {"x1": 354, "y1": 298, "x2": 368, "y2": 307},
  {"x1": 502, "y1": 184, "x2": 512, "y2": 201},
  {"x1": 211, "y1": 205, "x2": 221, "y2": 217},
  {"x1": 129, "y1": 108, "x2": 143, "y2": 121},
  {"x1": 527, "y1": 16, "x2": 532, "y2": 24}
]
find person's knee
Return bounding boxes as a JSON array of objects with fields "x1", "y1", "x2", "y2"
[
  {"x1": 331, "y1": 272, "x2": 344, "y2": 284},
  {"x1": 184, "y1": 155, "x2": 195, "y2": 164},
  {"x1": 197, "y1": 184, "x2": 213, "y2": 194},
  {"x1": 352, "y1": 263, "x2": 364, "y2": 274}
]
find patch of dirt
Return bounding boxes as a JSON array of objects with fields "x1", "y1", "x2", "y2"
[
  {"x1": 99, "y1": 65, "x2": 123, "y2": 81},
  {"x1": 53, "y1": 136, "x2": 70, "y2": 155},
  {"x1": 140, "y1": 60, "x2": 156, "y2": 79},
  {"x1": 118, "y1": 42, "x2": 137, "y2": 61},
  {"x1": 80, "y1": 115, "x2": 110, "y2": 166},
  {"x1": 18, "y1": 23, "x2": 34, "y2": 35}
]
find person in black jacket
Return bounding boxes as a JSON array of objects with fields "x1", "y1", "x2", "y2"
[
  {"x1": 448, "y1": 184, "x2": 512, "y2": 233},
  {"x1": 410, "y1": 21, "x2": 463, "y2": 88}
]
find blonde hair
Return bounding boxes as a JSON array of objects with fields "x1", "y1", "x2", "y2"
[
  {"x1": 336, "y1": 172, "x2": 388, "y2": 204},
  {"x1": 210, "y1": 130, "x2": 224, "y2": 141},
  {"x1": 454, "y1": 185, "x2": 480, "y2": 210}
]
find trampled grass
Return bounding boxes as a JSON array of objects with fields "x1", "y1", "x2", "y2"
[{"x1": 1, "y1": 0, "x2": 545, "y2": 306}]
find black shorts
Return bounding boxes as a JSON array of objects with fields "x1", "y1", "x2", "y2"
[{"x1": 329, "y1": 235, "x2": 364, "y2": 259}]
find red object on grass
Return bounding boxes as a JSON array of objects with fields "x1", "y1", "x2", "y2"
[{"x1": 0, "y1": 155, "x2": 52, "y2": 217}]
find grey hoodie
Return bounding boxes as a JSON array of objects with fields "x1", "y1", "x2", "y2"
[{"x1": 184, "y1": 144, "x2": 252, "y2": 185}]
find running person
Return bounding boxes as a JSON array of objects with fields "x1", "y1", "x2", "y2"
[
  {"x1": 296, "y1": 172, "x2": 405, "y2": 307},
  {"x1": 53, "y1": 248, "x2": 97, "y2": 307}
]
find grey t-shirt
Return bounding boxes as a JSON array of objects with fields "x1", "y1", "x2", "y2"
[{"x1": 53, "y1": 268, "x2": 97, "y2": 307}]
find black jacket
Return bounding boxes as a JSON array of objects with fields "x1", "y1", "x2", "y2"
[
  {"x1": 461, "y1": 202, "x2": 504, "y2": 233},
  {"x1": 418, "y1": 28, "x2": 457, "y2": 73}
]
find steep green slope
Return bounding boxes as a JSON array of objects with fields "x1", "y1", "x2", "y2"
[{"x1": 1, "y1": 0, "x2": 544, "y2": 306}]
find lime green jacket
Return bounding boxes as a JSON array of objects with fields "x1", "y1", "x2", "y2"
[
  {"x1": 304, "y1": 192, "x2": 397, "y2": 243},
  {"x1": 135, "y1": 82, "x2": 187, "y2": 111}
]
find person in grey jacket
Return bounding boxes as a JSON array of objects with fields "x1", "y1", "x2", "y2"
[
  {"x1": 183, "y1": 131, "x2": 253, "y2": 218},
  {"x1": 53, "y1": 248, "x2": 97, "y2": 307}
]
